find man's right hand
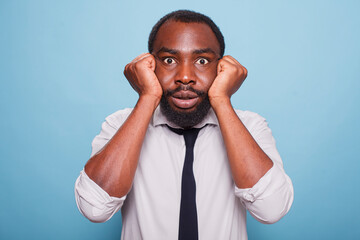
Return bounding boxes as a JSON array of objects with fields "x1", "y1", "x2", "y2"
[
  {"x1": 85, "y1": 53, "x2": 164, "y2": 198},
  {"x1": 124, "y1": 53, "x2": 163, "y2": 102}
]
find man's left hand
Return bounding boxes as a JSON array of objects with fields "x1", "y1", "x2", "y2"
[{"x1": 208, "y1": 55, "x2": 247, "y2": 103}]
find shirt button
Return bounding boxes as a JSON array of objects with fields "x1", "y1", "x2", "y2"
[{"x1": 244, "y1": 193, "x2": 255, "y2": 202}]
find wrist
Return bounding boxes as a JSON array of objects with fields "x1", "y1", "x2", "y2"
[
  {"x1": 209, "y1": 95, "x2": 231, "y2": 110},
  {"x1": 138, "y1": 94, "x2": 162, "y2": 110}
]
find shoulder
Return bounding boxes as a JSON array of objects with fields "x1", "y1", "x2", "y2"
[
  {"x1": 234, "y1": 109, "x2": 266, "y2": 123},
  {"x1": 104, "y1": 108, "x2": 134, "y2": 128},
  {"x1": 234, "y1": 109, "x2": 269, "y2": 133}
]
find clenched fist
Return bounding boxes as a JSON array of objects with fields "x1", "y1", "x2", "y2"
[
  {"x1": 124, "y1": 53, "x2": 163, "y2": 100},
  {"x1": 208, "y1": 55, "x2": 247, "y2": 102}
]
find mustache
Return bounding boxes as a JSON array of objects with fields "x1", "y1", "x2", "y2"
[{"x1": 163, "y1": 85, "x2": 206, "y2": 97}]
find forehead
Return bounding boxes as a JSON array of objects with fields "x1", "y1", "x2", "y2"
[{"x1": 153, "y1": 21, "x2": 220, "y2": 55}]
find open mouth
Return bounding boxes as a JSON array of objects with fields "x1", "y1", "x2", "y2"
[{"x1": 171, "y1": 90, "x2": 199, "y2": 109}]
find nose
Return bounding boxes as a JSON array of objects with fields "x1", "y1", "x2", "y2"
[{"x1": 175, "y1": 62, "x2": 196, "y2": 85}]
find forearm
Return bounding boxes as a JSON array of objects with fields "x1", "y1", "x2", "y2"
[
  {"x1": 210, "y1": 97, "x2": 273, "y2": 188},
  {"x1": 84, "y1": 94, "x2": 160, "y2": 197}
]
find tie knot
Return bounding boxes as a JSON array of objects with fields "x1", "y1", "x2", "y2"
[{"x1": 167, "y1": 126, "x2": 202, "y2": 149}]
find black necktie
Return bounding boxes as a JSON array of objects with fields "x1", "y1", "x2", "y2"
[{"x1": 168, "y1": 126, "x2": 201, "y2": 240}]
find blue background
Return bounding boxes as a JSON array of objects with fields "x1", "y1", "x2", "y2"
[{"x1": 1, "y1": 0, "x2": 359, "y2": 239}]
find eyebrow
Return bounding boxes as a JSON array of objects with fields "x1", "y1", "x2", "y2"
[
  {"x1": 156, "y1": 47, "x2": 217, "y2": 55},
  {"x1": 156, "y1": 47, "x2": 178, "y2": 55},
  {"x1": 193, "y1": 48, "x2": 217, "y2": 55}
]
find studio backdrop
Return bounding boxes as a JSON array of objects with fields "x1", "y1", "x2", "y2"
[{"x1": 1, "y1": 0, "x2": 359, "y2": 239}]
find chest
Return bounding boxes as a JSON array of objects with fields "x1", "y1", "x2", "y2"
[{"x1": 133, "y1": 126, "x2": 233, "y2": 196}]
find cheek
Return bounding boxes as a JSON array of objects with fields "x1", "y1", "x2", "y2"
[
  {"x1": 196, "y1": 66, "x2": 218, "y2": 90},
  {"x1": 154, "y1": 65, "x2": 176, "y2": 90}
]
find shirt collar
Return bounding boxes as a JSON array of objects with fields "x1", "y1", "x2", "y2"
[{"x1": 152, "y1": 105, "x2": 219, "y2": 129}]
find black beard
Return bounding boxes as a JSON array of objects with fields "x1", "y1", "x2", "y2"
[{"x1": 160, "y1": 86, "x2": 211, "y2": 128}]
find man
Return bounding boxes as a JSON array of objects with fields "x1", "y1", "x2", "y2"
[{"x1": 75, "y1": 10, "x2": 293, "y2": 240}]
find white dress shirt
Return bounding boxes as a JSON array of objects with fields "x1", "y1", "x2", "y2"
[{"x1": 75, "y1": 107, "x2": 294, "y2": 240}]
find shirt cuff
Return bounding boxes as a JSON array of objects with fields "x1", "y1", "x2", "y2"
[
  {"x1": 234, "y1": 164, "x2": 294, "y2": 224},
  {"x1": 74, "y1": 170, "x2": 126, "y2": 223}
]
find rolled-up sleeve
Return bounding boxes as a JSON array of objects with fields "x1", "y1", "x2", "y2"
[
  {"x1": 235, "y1": 164, "x2": 294, "y2": 224},
  {"x1": 235, "y1": 111, "x2": 294, "y2": 224},
  {"x1": 75, "y1": 170, "x2": 125, "y2": 223},
  {"x1": 75, "y1": 109, "x2": 132, "y2": 222}
]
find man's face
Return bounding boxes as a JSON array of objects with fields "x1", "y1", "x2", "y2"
[{"x1": 152, "y1": 20, "x2": 221, "y2": 128}]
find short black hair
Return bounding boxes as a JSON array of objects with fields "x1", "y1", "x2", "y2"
[{"x1": 148, "y1": 10, "x2": 225, "y2": 57}]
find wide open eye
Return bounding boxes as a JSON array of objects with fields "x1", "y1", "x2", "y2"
[
  {"x1": 163, "y1": 57, "x2": 176, "y2": 65},
  {"x1": 196, "y1": 58, "x2": 209, "y2": 65}
]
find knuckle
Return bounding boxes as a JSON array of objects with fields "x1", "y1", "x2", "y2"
[
  {"x1": 124, "y1": 65, "x2": 129, "y2": 74},
  {"x1": 134, "y1": 61, "x2": 141, "y2": 69},
  {"x1": 241, "y1": 66, "x2": 248, "y2": 76},
  {"x1": 229, "y1": 64, "x2": 238, "y2": 73}
]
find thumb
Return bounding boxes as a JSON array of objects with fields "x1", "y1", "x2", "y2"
[
  {"x1": 146, "y1": 55, "x2": 156, "y2": 71},
  {"x1": 217, "y1": 60, "x2": 226, "y2": 75}
]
